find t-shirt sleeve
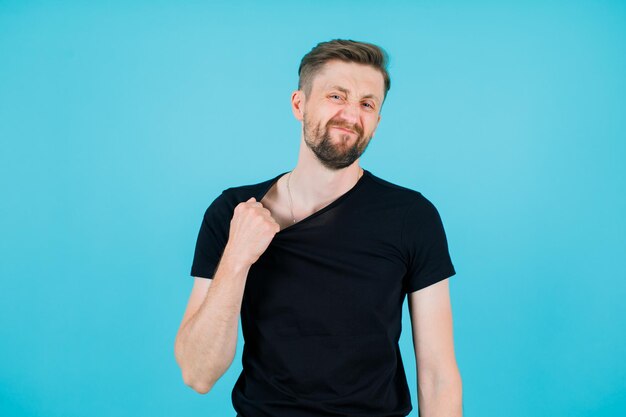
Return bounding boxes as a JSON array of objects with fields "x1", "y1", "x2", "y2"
[
  {"x1": 401, "y1": 195, "x2": 457, "y2": 294},
  {"x1": 190, "y1": 190, "x2": 232, "y2": 279}
]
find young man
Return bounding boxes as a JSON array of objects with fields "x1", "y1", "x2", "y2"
[{"x1": 175, "y1": 39, "x2": 463, "y2": 417}]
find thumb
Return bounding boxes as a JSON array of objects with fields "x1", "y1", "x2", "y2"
[{"x1": 247, "y1": 197, "x2": 256, "y2": 202}]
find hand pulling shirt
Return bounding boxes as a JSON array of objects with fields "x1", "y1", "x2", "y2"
[{"x1": 190, "y1": 169, "x2": 457, "y2": 417}]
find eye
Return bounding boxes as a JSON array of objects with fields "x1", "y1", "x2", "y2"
[
  {"x1": 362, "y1": 102, "x2": 375, "y2": 109},
  {"x1": 329, "y1": 94, "x2": 343, "y2": 101}
]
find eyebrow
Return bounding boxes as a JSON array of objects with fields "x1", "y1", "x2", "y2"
[{"x1": 328, "y1": 85, "x2": 381, "y2": 104}]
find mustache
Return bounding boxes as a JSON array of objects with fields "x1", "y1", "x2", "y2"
[{"x1": 326, "y1": 120, "x2": 363, "y2": 136}]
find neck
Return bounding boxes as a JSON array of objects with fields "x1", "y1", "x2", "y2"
[{"x1": 288, "y1": 161, "x2": 363, "y2": 210}]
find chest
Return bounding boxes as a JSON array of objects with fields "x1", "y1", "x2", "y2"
[
  {"x1": 259, "y1": 193, "x2": 294, "y2": 232},
  {"x1": 242, "y1": 199, "x2": 409, "y2": 336}
]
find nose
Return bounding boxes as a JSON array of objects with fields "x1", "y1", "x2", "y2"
[{"x1": 339, "y1": 101, "x2": 360, "y2": 125}]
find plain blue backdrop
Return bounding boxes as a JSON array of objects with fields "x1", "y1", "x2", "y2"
[{"x1": 1, "y1": 1, "x2": 625, "y2": 416}]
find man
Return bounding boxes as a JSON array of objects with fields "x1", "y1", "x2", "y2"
[{"x1": 175, "y1": 39, "x2": 463, "y2": 417}]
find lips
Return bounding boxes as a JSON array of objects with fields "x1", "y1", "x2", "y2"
[{"x1": 331, "y1": 126, "x2": 355, "y2": 134}]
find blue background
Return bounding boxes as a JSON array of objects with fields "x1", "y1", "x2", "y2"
[{"x1": 1, "y1": 1, "x2": 625, "y2": 416}]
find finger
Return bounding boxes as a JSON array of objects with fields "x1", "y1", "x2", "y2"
[{"x1": 259, "y1": 207, "x2": 274, "y2": 217}]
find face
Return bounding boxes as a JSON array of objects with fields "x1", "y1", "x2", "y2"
[{"x1": 293, "y1": 60, "x2": 384, "y2": 170}]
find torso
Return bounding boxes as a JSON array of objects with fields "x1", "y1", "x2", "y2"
[{"x1": 192, "y1": 168, "x2": 456, "y2": 416}]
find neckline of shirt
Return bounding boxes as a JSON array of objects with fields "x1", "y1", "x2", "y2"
[{"x1": 256, "y1": 168, "x2": 371, "y2": 235}]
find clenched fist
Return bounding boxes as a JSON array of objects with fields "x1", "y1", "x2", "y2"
[{"x1": 222, "y1": 197, "x2": 281, "y2": 267}]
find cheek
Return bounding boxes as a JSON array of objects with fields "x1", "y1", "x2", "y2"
[{"x1": 363, "y1": 117, "x2": 379, "y2": 131}]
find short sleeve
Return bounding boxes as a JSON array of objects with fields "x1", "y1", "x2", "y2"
[
  {"x1": 401, "y1": 195, "x2": 456, "y2": 293},
  {"x1": 190, "y1": 190, "x2": 232, "y2": 279}
]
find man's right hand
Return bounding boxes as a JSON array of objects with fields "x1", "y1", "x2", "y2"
[
  {"x1": 223, "y1": 197, "x2": 281, "y2": 267},
  {"x1": 177, "y1": 197, "x2": 275, "y2": 393}
]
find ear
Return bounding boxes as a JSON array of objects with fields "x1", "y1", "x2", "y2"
[{"x1": 291, "y1": 90, "x2": 305, "y2": 121}]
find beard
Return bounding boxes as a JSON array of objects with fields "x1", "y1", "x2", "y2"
[{"x1": 302, "y1": 114, "x2": 373, "y2": 170}]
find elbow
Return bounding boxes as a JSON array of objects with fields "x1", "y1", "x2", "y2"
[
  {"x1": 177, "y1": 364, "x2": 218, "y2": 395},
  {"x1": 174, "y1": 335, "x2": 237, "y2": 395},
  {"x1": 419, "y1": 365, "x2": 463, "y2": 396},
  {"x1": 438, "y1": 368, "x2": 463, "y2": 392},
  {"x1": 179, "y1": 362, "x2": 217, "y2": 394},
  {"x1": 193, "y1": 385, "x2": 212, "y2": 395},
  {"x1": 174, "y1": 339, "x2": 216, "y2": 395},
  {"x1": 183, "y1": 372, "x2": 215, "y2": 395}
]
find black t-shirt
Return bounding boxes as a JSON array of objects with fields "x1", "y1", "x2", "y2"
[{"x1": 190, "y1": 169, "x2": 456, "y2": 417}]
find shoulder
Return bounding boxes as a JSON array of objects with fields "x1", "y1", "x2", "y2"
[
  {"x1": 205, "y1": 171, "x2": 288, "y2": 214},
  {"x1": 364, "y1": 169, "x2": 435, "y2": 211},
  {"x1": 362, "y1": 170, "x2": 449, "y2": 234}
]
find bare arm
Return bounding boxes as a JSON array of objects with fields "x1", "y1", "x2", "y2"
[
  {"x1": 174, "y1": 249, "x2": 250, "y2": 394},
  {"x1": 408, "y1": 278, "x2": 463, "y2": 417},
  {"x1": 174, "y1": 197, "x2": 280, "y2": 394}
]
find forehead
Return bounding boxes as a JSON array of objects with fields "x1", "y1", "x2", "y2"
[{"x1": 310, "y1": 60, "x2": 385, "y2": 100}]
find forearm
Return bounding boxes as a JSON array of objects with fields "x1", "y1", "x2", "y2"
[
  {"x1": 175, "y1": 247, "x2": 250, "y2": 393},
  {"x1": 418, "y1": 371, "x2": 463, "y2": 417}
]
